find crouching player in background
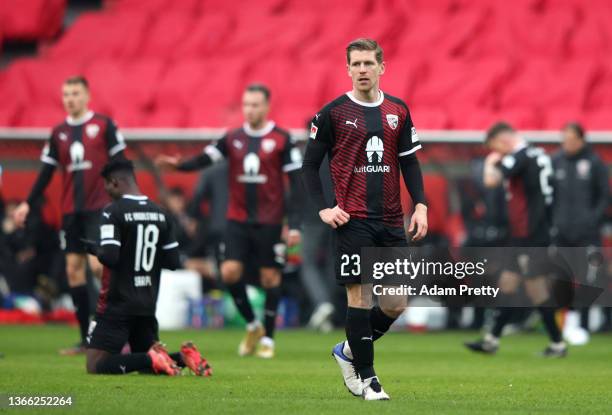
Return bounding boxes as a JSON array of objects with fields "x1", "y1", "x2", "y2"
[{"x1": 84, "y1": 159, "x2": 212, "y2": 376}]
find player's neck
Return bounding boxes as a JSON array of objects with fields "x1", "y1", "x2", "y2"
[{"x1": 351, "y1": 87, "x2": 381, "y2": 104}]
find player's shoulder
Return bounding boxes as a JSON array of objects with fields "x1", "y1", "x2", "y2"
[
  {"x1": 226, "y1": 126, "x2": 244, "y2": 138},
  {"x1": 271, "y1": 124, "x2": 291, "y2": 141},
  {"x1": 383, "y1": 93, "x2": 409, "y2": 111},
  {"x1": 318, "y1": 94, "x2": 351, "y2": 115},
  {"x1": 91, "y1": 112, "x2": 117, "y2": 127}
]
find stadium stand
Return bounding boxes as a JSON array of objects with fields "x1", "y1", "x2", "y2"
[{"x1": 0, "y1": 0, "x2": 612, "y2": 129}]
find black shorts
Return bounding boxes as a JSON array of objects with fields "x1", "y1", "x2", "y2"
[
  {"x1": 86, "y1": 313, "x2": 159, "y2": 354},
  {"x1": 504, "y1": 239, "x2": 552, "y2": 279},
  {"x1": 220, "y1": 220, "x2": 285, "y2": 268},
  {"x1": 61, "y1": 210, "x2": 101, "y2": 253},
  {"x1": 335, "y1": 219, "x2": 407, "y2": 285}
]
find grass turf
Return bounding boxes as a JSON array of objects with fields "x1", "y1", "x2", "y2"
[{"x1": 0, "y1": 325, "x2": 611, "y2": 414}]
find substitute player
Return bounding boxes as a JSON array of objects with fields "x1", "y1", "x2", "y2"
[
  {"x1": 155, "y1": 84, "x2": 302, "y2": 358},
  {"x1": 465, "y1": 122, "x2": 567, "y2": 357},
  {"x1": 13, "y1": 76, "x2": 126, "y2": 355},
  {"x1": 84, "y1": 159, "x2": 211, "y2": 376},
  {"x1": 301, "y1": 38, "x2": 428, "y2": 400}
]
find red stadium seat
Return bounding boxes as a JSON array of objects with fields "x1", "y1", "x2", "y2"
[{"x1": 0, "y1": 0, "x2": 66, "y2": 41}]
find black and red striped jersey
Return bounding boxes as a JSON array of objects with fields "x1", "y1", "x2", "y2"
[
  {"x1": 306, "y1": 91, "x2": 421, "y2": 227},
  {"x1": 203, "y1": 121, "x2": 302, "y2": 225},
  {"x1": 96, "y1": 195, "x2": 178, "y2": 316},
  {"x1": 498, "y1": 144, "x2": 553, "y2": 242},
  {"x1": 40, "y1": 111, "x2": 126, "y2": 214}
]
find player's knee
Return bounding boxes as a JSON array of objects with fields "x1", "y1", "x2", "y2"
[
  {"x1": 86, "y1": 359, "x2": 99, "y2": 374},
  {"x1": 221, "y1": 261, "x2": 242, "y2": 284},
  {"x1": 260, "y1": 269, "x2": 281, "y2": 288}
]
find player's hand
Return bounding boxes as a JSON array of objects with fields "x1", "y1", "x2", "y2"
[
  {"x1": 319, "y1": 205, "x2": 350, "y2": 229},
  {"x1": 408, "y1": 203, "x2": 428, "y2": 241},
  {"x1": 485, "y1": 151, "x2": 503, "y2": 166},
  {"x1": 287, "y1": 229, "x2": 302, "y2": 247},
  {"x1": 155, "y1": 154, "x2": 180, "y2": 171},
  {"x1": 13, "y1": 202, "x2": 30, "y2": 228}
]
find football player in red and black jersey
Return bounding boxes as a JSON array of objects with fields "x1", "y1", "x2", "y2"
[
  {"x1": 301, "y1": 38, "x2": 428, "y2": 400},
  {"x1": 13, "y1": 76, "x2": 127, "y2": 355},
  {"x1": 465, "y1": 122, "x2": 567, "y2": 357},
  {"x1": 155, "y1": 84, "x2": 302, "y2": 359}
]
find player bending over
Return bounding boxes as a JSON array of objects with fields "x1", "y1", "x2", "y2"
[{"x1": 85, "y1": 159, "x2": 212, "y2": 376}]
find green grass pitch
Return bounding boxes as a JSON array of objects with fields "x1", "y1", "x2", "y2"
[{"x1": 1, "y1": 325, "x2": 611, "y2": 414}]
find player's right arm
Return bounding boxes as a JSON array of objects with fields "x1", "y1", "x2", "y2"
[
  {"x1": 14, "y1": 132, "x2": 59, "y2": 228},
  {"x1": 155, "y1": 136, "x2": 227, "y2": 172},
  {"x1": 97, "y1": 206, "x2": 122, "y2": 268},
  {"x1": 301, "y1": 110, "x2": 349, "y2": 229},
  {"x1": 159, "y1": 214, "x2": 180, "y2": 270}
]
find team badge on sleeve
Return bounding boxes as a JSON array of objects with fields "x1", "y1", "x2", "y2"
[
  {"x1": 309, "y1": 123, "x2": 318, "y2": 139},
  {"x1": 386, "y1": 114, "x2": 398, "y2": 130},
  {"x1": 411, "y1": 127, "x2": 419, "y2": 143}
]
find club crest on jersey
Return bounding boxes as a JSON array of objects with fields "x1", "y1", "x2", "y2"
[
  {"x1": 386, "y1": 114, "x2": 399, "y2": 130},
  {"x1": 354, "y1": 136, "x2": 390, "y2": 173},
  {"x1": 576, "y1": 159, "x2": 591, "y2": 179},
  {"x1": 86, "y1": 124, "x2": 100, "y2": 139},
  {"x1": 237, "y1": 152, "x2": 267, "y2": 183},
  {"x1": 309, "y1": 123, "x2": 318, "y2": 139},
  {"x1": 67, "y1": 141, "x2": 92, "y2": 172},
  {"x1": 262, "y1": 138, "x2": 276, "y2": 153}
]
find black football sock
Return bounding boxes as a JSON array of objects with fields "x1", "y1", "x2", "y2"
[
  {"x1": 226, "y1": 280, "x2": 256, "y2": 324},
  {"x1": 168, "y1": 352, "x2": 186, "y2": 368},
  {"x1": 346, "y1": 307, "x2": 375, "y2": 380},
  {"x1": 370, "y1": 306, "x2": 397, "y2": 342},
  {"x1": 95, "y1": 354, "x2": 151, "y2": 374},
  {"x1": 538, "y1": 307, "x2": 562, "y2": 343},
  {"x1": 491, "y1": 307, "x2": 515, "y2": 338},
  {"x1": 70, "y1": 285, "x2": 91, "y2": 344},
  {"x1": 263, "y1": 286, "x2": 281, "y2": 339}
]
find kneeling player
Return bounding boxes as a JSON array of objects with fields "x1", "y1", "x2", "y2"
[{"x1": 85, "y1": 159, "x2": 212, "y2": 376}]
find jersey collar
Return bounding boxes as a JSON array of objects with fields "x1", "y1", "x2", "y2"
[
  {"x1": 346, "y1": 90, "x2": 384, "y2": 107},
  {"x1": 243, "y1": 121, "x2": 275, "y2": 137},
  {"x1": 123, "y1": 195, "x2": 148, "y2": 201},
  {"x1": 66, "y1": 110, "x2": 94, "y2": 126}
]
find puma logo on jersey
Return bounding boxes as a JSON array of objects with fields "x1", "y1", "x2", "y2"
[{"x1": 345, "y1": 118, "x2": 358, "y2": 128}]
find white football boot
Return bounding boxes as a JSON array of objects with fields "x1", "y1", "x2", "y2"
[{"x1": 331, "y1": 341, "x2": 363, "y2": 396}]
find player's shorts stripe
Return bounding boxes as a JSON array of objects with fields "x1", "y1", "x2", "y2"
[
  {"x1": 204, "y1": 145, "x2": 224, "y2": 163},
  {"x1": 282, "y1": 162, "x2": 302, "y2": 172},
  {"x1": 100, "y1": 239, "x2": 121, "y2": 246},
  {"x1": 162, "y1": 241, "x2": 179, "y2": 250},
  {"x1": 108, "y1": 142, "x2": 127, "y2": 157},
  {"x1": 41, "y1": 155, "x2": 59, "y2": 166},
  {"x1": 398, "y1": 144, "x2": 422, "y2": 157}
]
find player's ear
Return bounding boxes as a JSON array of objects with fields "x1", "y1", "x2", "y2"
[{"x1": 379, "y1": 61, "x2": 386, "y2": 75}]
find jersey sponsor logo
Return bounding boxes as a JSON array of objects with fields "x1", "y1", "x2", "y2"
[
  {"x1": 309, "y1": 123, "x2": 318, "y2": 139},
  {"x1": 354, "y1": 136, "x2": 390, "y2": 173},
  {"x1": 262, "y1": 138, "x2": 276, "y2": 153},
  {"x1": 386, "y1": 114, "x2": 398, "y2": 130},
  {"x1": 86, "y1": 124, "x2": 100, "y2": 139},
  {"x1": 345, "y1": 118, "x2": 358, "y2": 129},
  {"x1": 237, "y1": 152, "x2": 267, "y2": 183},
  {"x1": 67, "y1": 141, "x2": 93, "y2": 172}
]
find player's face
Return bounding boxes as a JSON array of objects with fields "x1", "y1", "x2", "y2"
[
  {"x1": 242, "y1": 91, "x2": 269, "y2": 128},
  {"x1": 347, "y1": 50, "x2": 385, "y2": 93},
  {"x1": 103, "y1": 178, "x2": 121, "y2": 200},
  {"x1": 62, "y1": 83, "x2": 90, "y2": 118},
  {"x1": 487, "y1": 133, "x2": 513, "y2": 155},
  {"x1": 561, "y1": 128, "x2": 585, "y2": 155}
]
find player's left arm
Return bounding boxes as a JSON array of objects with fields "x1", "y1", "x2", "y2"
[
  {"x1": 159, "y1": 215, "x2": 180, "y2": 270},
  {"x1": 282, "y1": 136, "x2": 304, "y2": 246},
  {"x1": 96, "y1": 206, "x2": 122, "y2": 267},
  {"x1": 592, "y1": 156, "x2": 610, "y2": 221},
  {"x1": 104, "y1": 118, "x2": 127, "y2": 160},
  {"x1": 398, "y1": 106, "x2": 427, "y2": 241}
]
